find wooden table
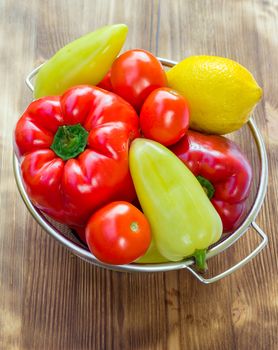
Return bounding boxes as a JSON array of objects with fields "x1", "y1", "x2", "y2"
[{"x1": 1, "y1": 0, "x2": 277, "y2": 349}]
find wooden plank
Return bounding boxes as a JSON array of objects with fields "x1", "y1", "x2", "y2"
[{"x1": 0, "y1": 0, "x2": 277, "y2": 349}]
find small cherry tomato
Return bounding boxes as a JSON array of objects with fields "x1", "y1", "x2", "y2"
[
  {"x1": 110, "y1": 49, "x2": 167, "y2": 111},
  {"x1": 85, "y1": 201, "x2": 151, "y2": 265},
  {"x1": 140, "y1": 87, "x2": 190, "y2": 146},
  {"x1": 97, "y1": 69, "x2": 113, "y2": 91}
]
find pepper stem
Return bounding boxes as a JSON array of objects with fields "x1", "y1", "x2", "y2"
[
  {"x1": 62, "y1": 125, "x2": 72, "y2": 140},
  {"x1": 193, "y1": 249, "x2": 207, "y2": 272},
  {"x1": 196, "y1": 176, "x2": 215, "y2": 199},
  {"x1": 51, "y1": 123, "x2": 89, "y2": 160}
]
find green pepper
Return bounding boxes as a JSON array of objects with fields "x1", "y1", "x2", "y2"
[
  {"x1": 136, "y1": 240, "x2": 169, "y2": 264},
  {"x1": 34, "y1": 24, "x2": 128, "y2": 98},
  {"x1": 129, "y1": 138, "x2": 222, "y2": 270}
]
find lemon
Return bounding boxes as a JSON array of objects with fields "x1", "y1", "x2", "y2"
[{"x1": 166, "y1": 56, "x2": 262, "y2": 134}]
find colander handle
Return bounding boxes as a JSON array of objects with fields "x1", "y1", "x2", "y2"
[{"x1": 186, "y1": 221, "x2": 268, "y2": 284}]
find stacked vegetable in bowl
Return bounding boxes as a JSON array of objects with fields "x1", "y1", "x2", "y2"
[{"x1": 14, "y1": 24, "x2": 262, "y2": 269}]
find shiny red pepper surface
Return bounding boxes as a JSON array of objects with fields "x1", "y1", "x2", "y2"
[
  {"x1": 14, "y1": 85, "x2": 139, "y2": 227},
  {"x1": 171, "y1": 130, "x2": 252, "y2": 232}
]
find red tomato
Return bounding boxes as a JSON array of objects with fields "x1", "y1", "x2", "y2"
[
  {"x1": 86, "y1": 201, "x2": 151, "y2": 265},
  {"x1": 140, "y1": 87, "x2": 190, "y2": 146},
  {"x1": 110, "y1": 49, "x2": 167, "y2": 111},
  {"x1": 97, "y1": 69, "x2": 113, "y2": 91}
]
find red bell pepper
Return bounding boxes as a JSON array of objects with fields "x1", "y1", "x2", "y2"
[
  {"x1": 171, "y1": 130, "x2": 252, "y2": 232},
  {"x1": 14, "y1": 85, "x2": 139, "y2": 227}
]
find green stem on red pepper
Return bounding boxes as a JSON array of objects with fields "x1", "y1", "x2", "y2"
[
  {"x1": 51, "y1": 123, "x2": 89, "y2": 160},
  {"x1": 196, "y1": 175, "x2": 215, "y2": 199}
]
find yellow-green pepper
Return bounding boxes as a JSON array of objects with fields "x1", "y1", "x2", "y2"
[
  {"x1": 136, "y1": 240, "x2": 169, "y2": 264},
  {"x1": 129, "y1": 138, "x2": 222, "y2": 269},
  {"x1": 34, "y1": 24, "x2": 128, "y2": 98}
]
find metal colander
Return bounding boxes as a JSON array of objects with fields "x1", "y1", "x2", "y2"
[{"x1": 13, "y1": 58, "x2": 268, "y2": 283}]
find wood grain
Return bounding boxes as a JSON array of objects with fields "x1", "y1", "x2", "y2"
[{"x1": 1, "y1": 0, "x2": 278, "y2": 349}]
